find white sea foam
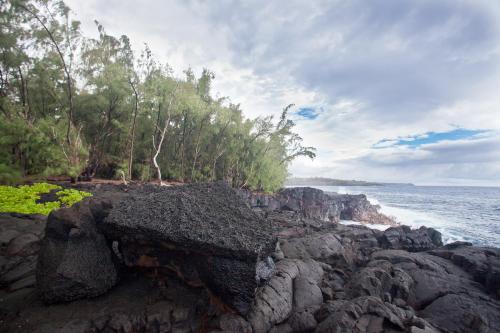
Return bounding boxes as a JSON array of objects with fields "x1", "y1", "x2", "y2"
[
  {"x1": 289, "y1": 184, "x2": 500, "y2": 247},
  {"x1": 365, "y1": 196, "x2": 469, "y2": 244},
  {"x1": 339, "y1": 220, "x2": 391, "y2": 231}
]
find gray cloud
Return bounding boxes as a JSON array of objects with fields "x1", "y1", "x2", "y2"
[{"x1": 67, "y1": 0, "x2": 500, "y2": 185}]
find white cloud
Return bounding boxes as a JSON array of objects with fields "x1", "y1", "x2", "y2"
[{"x1": 66, "y1": 0, "x2": 500, "y2": 185}]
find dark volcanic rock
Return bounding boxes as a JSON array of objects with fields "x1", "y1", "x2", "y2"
[
  {"x1": 2, "y1": 184, "x2": 500, "y2": 333},
  {"x1": 429, "y1": 242, "x2": 500, "y2": 298},
  {"x1": 101, "y1": 182, "x2": 277, "y2": 315},
  {"x1": 314, "y1": 296, "x2": 439, "y2": 333},
  {"x1": 36, "y1": 199, "x2": 118, "y2": 304},
  {"x1": 419, "y1": 293, "x2": 500, "y2": 333},
  {"x1": 378, "y1": 226, "x2": 443, "y2": 252},
  {"x1": 240, "y1": 186, "x2": 395, "y2": 225}
]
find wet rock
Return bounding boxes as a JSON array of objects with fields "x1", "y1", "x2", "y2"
[
  {"x1": 36, "y1": 199, "x2": 118, "y2": 304},
  {"x1": 336, "y1": 193, "x2": 395, "y2": 225},
  {"x1": 101, "y1": 182, "x2": 277, "y2": 315},
  {"x1": 378, "y1": 226, "x2": 443, "y2": 252}
]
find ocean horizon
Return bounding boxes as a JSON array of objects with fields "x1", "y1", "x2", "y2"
[{"x1": 303, "y1": 184, "x2": 500, "y2": 248}]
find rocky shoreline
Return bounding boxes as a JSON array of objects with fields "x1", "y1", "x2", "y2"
[{"x1": 0, "y1": 183, "x2": 499, "y2": 332}]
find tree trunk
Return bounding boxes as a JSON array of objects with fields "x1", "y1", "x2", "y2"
[
  {"x1": 152, "y1": 84, "x2": 179, "y2": 185},
  {"x1": 19, "y1": 4, "x2": 74, "y2": 144},
  {"x1": 128, "y1": 80, "x2": 138, "y2": 179}
]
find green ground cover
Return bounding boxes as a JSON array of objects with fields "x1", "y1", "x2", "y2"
[{"x1": 0, "y1": 183, "x2": 92, "y2": 215}]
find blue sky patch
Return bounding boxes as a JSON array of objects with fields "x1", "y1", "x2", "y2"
[
  {"x1": 296, "y1": 107, "x2": 319, "y2": 120},
  {"x1": 374, "y1": 128, "x2": 490, "y2": 149}
]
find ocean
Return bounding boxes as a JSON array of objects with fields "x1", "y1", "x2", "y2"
[{"x1": 307, "y1": 185, "x2": 500, "y2": 248}]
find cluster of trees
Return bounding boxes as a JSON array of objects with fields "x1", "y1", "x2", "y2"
[{"x1": 0, "y1": 0, "x2": 315, "y2": 192}]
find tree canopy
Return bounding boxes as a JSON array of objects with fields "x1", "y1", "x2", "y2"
[{"x1": 0, "y1": 0, "x2": 315, "y2": 192}]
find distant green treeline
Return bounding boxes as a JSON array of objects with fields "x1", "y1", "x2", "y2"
[
  {"x1": 0, "y1": 0, "x2": 315, "y2": 192},
  {"x1": 285, "y1": 177, "x2": 382, "y2": 186}
]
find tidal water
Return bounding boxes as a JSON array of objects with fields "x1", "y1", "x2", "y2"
[{"x1": 309, "y1": 185, "x2": 500, "y2": 248}]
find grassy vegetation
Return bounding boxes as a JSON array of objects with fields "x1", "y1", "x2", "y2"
[{"x1": 0, "y1": 183, "x2": 92, "y2": 215}]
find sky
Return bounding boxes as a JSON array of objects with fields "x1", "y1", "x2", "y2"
[{"x1": 66, "y1": 0, "x2": 500, "y2": 186}]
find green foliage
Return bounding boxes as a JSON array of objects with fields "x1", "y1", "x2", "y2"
[
  {"x1": 1, "y1": 0, "x2": 316, "y2": 193},
  {"x1": 0, "y1": 164, "x2": 22, "y2": 185},
  {"x1": 0, "y1": 183, "x2": 92, "y2": 215},
  {"x1": 56, "y1": 188, "x2": 92, "y2": 206}
]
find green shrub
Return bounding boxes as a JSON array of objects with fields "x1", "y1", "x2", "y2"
[
  {"x1": 0, "y1": 183, "x2": 92, "y2": 215},
  {"x1": 56, "y1": 188, "x2": 93, "y2": 206}
]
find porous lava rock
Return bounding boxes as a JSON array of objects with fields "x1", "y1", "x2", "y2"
[
  {"x1": 36, "y1": 199, "x2": 118, "y2": 304},
  {"x1": 100, "y1": 182, "x2": 277, "y2": 315}
]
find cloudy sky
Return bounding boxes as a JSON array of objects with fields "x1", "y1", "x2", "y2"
[{"x1": 66, "y1": 0, "x2": 500, "y2": 186}]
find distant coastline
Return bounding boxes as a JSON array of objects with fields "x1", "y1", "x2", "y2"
[{"x1": 285, "y1": 177, "x2": 414, "y2": 187}]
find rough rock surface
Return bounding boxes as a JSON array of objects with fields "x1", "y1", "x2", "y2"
[
  {"x1": 36, "y1": 199, "x2": 118, "y2": 303},
  {"x1": 239, "y1": 187, "x2": 395, "y2": 225},
  {"x1": 1, "y1": 183, "x2": 499, "y2": 333},
  {"x1": 100, "y1": 182, "x2": 277, "y2": 315},
  {"x1": 379, "y1": 225, "x2": 443, "y2": 252}
]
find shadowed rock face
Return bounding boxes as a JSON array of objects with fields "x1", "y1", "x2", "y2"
[
  {"x1": 100, "y1": 182, "x2": 277, "y2": 315},
  {"x1": 240, "y1": 187, "x2": 395, "y2": 225},
  {"x1": 36, "y1": 200, "x2": 118, "y2": 304}
]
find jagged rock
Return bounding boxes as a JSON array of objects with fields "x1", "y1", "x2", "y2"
[
  {"x1": 239, "y1": 187, "x2": 394, "y2": 225},
  {"x1": 419, "y1": 293, "x2": 500, "y2": 333},
  {"x1": 248, "y1": 259, "x2": 324, "y2": 333},
  {"x1": 280, "y1": 231, "x2": 352, "y2": 267},
  {"x1": 371, "y1": 250, "x2": 480, "y2": 308},
  {"x1": 314, "y1": 296, "x2": 414, "y2": 333},
  {"x1": 100, "y1": 182, "x2": 277, "y2": 315},
  {"x1": 248, "y1": 259, "x2": 299, "y2": 333},
  {"x1": 1, "y1": 184, "x2": 500, "y2": 333},
  {"x1": 429, "y1": 242, "x2": 500, "y2": 297},
  {"x1": 346, "y1": 260, "x2": 414, "y2": 304},
  {"x1": 378, "y1": 226, "x2": 443, "y2": 252},
  {"x1": 371, "y1": 249, "x2": 500, "y2": 332},
  {"x1": 36, "y1": 199, "x2": 118, "y2": 304}
]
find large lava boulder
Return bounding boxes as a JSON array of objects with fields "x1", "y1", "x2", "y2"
[
  {"x1": 100, "y1": 182, "x2": 277, "y2": 315},
  {"x1": 36, "y1": 199, "x2": 118, "y2": 303},
  {"x1": 378, "y1": 225, "x2": 443, "y2": 252}
]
